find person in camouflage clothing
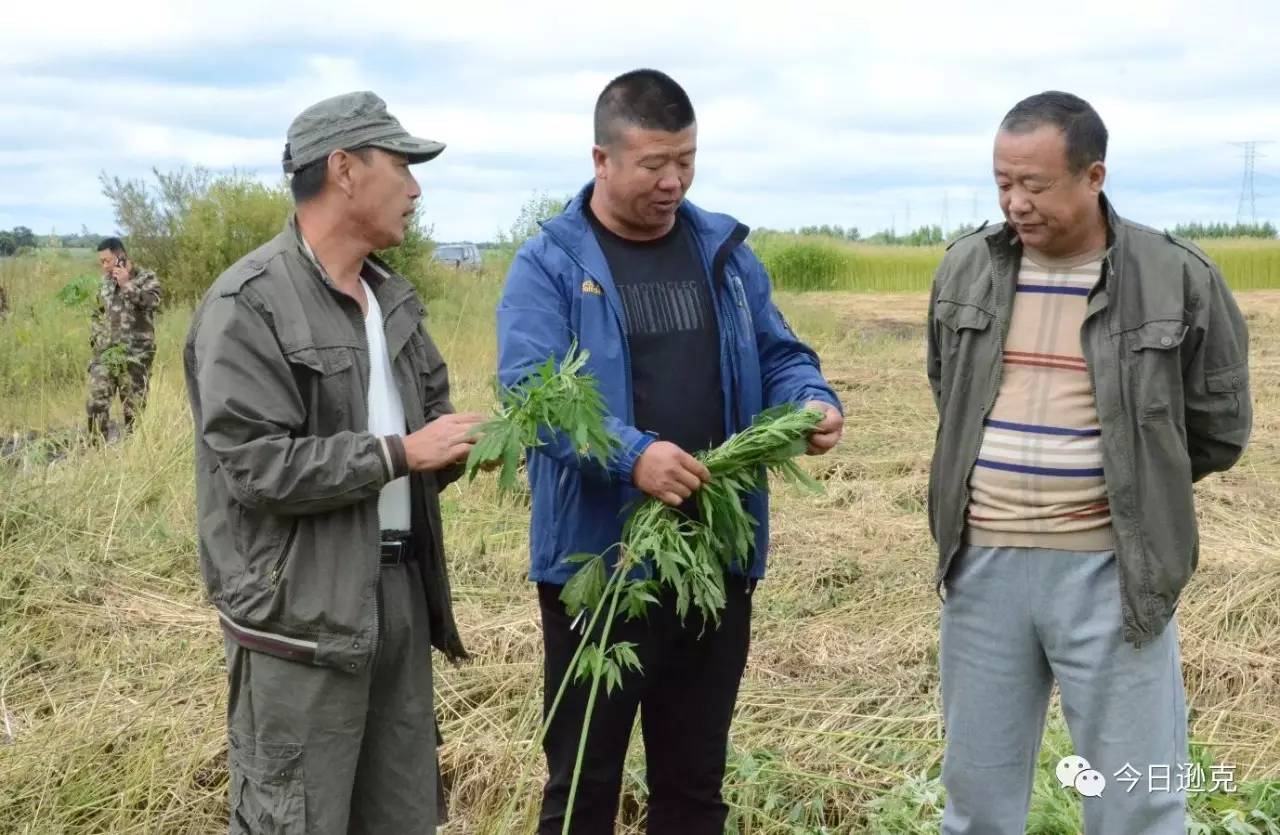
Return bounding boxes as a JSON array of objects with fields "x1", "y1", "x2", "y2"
[{"x1": 87, "y1": 237, "x2": 161, "y2": 437}]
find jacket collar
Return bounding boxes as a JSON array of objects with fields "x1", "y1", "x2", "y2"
[
  {"x1": 984, "y1": 192, "x2": 1122, "y2": 259},
  {"x1": 539, "y1": 181, "x2": 747, "y2": 276},
  {"x1": 284, "y1": 213, "x2": 416, "y2": 314}
]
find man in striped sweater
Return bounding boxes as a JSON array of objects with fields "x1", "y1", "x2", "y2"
[{"x1": 927, "y1": 92, "x2": 1252, "y2": 834}]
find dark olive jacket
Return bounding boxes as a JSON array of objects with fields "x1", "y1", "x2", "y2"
[
  {"x1": 184, "y1": 216, "x2": 467, "y2": 671},
  {"x1": 927, "y1": 195, "x2": 1252, "y2": 645}
]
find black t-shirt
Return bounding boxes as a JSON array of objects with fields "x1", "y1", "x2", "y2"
[{"x1": 586, "y1": 206, "x2": 726, "y2": 463}]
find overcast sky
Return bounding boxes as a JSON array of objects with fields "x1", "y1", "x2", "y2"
[{"x1": 4, "y1": 1, "x2": 1279, "y2": 242}]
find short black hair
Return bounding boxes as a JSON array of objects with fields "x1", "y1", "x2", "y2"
[
  {"x1": 1000, "y1": 91, "x2": 1108, "y2": 174},
  {"x1": 594, "y1": 69, "x2": 696, "y2": 147},
  {"x1": 289, "y1": 160, "x2": 329, "y2": 204},
  {"x1": 97, "y1": 237, "x2": 126, "y2": 255},
  {"x1": 288, "y1": 147, "x2": 375, "y2": 204}
]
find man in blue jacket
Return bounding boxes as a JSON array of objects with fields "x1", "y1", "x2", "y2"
[{"x1": 497, "y1": 69, "x2": 844, "y2": 834}]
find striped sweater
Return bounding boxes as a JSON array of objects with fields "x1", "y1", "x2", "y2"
[{"x1": 966, "y1": 250, "x2": 1115, "y2": 551}]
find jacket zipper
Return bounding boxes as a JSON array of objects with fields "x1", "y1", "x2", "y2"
[
  {"x1": 1082, "y1": 251, "x2": 1113, "y2": 437},
  {"x1": 372, "y1": 562, "x2": 386, "y2": 670},
  {"x1": 709, "y1": 227, "x2": 748, "y2": 434},
  {"x1": 330, "y1": 281, "x2": 382, "y2": 666},
  {"x1": 939, "y1": 253, "x2": 1008, "y2": 590},
  {"x1": 1089, "y1": 251, "x2": 1146, "y2": 645},
  {"x1": 720, "y1": 287, "x2": 742, "y2": 433},
  {"x1": 303, "y1": 242, "x2": 408, "y2": 667},
  {"x1": 553, "y1": 467, "x2": 571, "y2": 541},
  {"x1": 269, "y1": 520, "x2": 301, "y2": 588},
  {"x1": 360, "y1": 302, "x2": 382, "y2": 666}
]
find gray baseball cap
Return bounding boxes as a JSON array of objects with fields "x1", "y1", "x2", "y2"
[{"x1": 282, "y1": 91, "x2": 445, "y2": 174}]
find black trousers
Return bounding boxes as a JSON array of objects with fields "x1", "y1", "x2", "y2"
[{"x1": 537, "y1": 573, "x2": 754, "y2": 835}]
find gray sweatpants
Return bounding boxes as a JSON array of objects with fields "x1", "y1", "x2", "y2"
[
  {"x1": 940, "y1": 545, "x2": 1188, "y2": 834},
  {"x1": 224, "y1": 561, "x2": 441, "y2": 835}
]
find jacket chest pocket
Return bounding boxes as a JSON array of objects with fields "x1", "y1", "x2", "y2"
[
  {"x1": 285, "y1": 345, "x2": 360, "y2": 435},
  {"x1": 1123, "y1": 319, "x2": 1189, "y2": 421},
  {"x1": 935, "y1": 300, "x2": 995, "y2": 385}
]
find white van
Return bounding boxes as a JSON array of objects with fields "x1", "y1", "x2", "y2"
[{"x1": 432, "y1": 243, "x2": 482, "y2": 271}]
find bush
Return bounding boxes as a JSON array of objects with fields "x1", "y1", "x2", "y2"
[
  {"x1": 101, "y1": 168, "x2": 439, "y2": 306},
  {"x1": 753, "y1": 235, "x2": 849, "y2": 291},
  {"x1": 166, "y1": 177, "x2": 293, "y2": 305},
  {"x1": 489, "y1": 192, "x2": 569, "y2": 272},
  {"x1": 54, "y1": 274, "x2": 99, "y2": 309},
  {"x1": 749, "y1": 232, "x2": 944, "y2": 293}
]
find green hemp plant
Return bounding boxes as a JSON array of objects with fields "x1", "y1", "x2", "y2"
[
  {"x1": 464, "y1": 343, "x2": 618, "y2": 492},
  {"x1": 98, "y1": 343, "x2": 135, "y2": 380}
]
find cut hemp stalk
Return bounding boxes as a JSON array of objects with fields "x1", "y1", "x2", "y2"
[{"x1": 470, "y1": 348, "x2": 826, "y2": 833}]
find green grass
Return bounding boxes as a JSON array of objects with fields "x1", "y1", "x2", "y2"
[
  {"x1": 752, "y1": 233, "x2": 942, "y2": 293},
  {"x1": 1, "y1": 254, "x2": 1279, "y2": 833},
  {"x1": 1198, "y1": 240, "x2": 1280, "y2": 291},
  {"x1": 752, "y1": 233, "x2": 1280, "y2": 294},
  {"x1": 0, "y1": 252, "x2": 103, "y2": 429}
]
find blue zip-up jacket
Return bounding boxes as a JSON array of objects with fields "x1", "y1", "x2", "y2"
[{"x1": 497, "y1": 184, "x2": 841, "y2": 585}]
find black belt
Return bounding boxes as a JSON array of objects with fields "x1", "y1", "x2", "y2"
[{"x1": 379, "y1": 532, "x2": 414, "y2": 566}]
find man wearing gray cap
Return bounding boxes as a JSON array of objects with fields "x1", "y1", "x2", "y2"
[{"x1": 184, "y1": 91, "x2": 484, "y2": 834}]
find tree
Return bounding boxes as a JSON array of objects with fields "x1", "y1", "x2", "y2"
[
  {"x1": 100, "y1": 166, "x2": 439, "y2": 306},
  {"x1": 783, "y1": 224, "x2": 862, "y2": 241},
  {"x1": 0, "y1": 231, "x2": 15, "y2": 256},
  {"x1": 101, "y1": 167, "x2": 212, "y2": 283},
  {"x1": 55, "y1": 225, "x2": 104, "y2": 249},
  {"x1": 497, "y1": 192, "x2": 570, "y2": 249},
  {"x1": 10, "y1": 226, "x2": 36, "y2": 249},
  {"x1": 1169, "y1": 221, "x2": 1278, "y2": 240},
  {"x1": 165, "y1": 175, "x2": 294, "y2": 304}
]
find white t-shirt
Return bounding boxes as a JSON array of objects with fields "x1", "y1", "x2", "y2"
[{"x1": 361, "y1": 278, "x2": 411, "y2": 531}]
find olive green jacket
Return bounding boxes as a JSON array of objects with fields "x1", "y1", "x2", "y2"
[
  {"x1": 926, "y1": 195, "x2": 1252, "y2": 645},
  {"x1": 184, "y1": 216, "x2": 467, "y2": 671}
]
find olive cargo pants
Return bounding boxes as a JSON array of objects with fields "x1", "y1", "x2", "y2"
[{"x1": 223, "y1": 561, "x2": 443, "y2": 834}]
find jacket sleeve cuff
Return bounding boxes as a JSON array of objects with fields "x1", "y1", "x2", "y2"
[
  {"x1": 607, "y1": 427, "x2": 658, "y2": 484},
  {"x1": 772, "y1": 388, "x2": 843, "y2": 415},
  {"x1": 379, "y1": 435, "x2": 410, "y2": 480},
  {"x1": 119, "y1": 277, "x2": 149, "y2": 305},
  {"x1": 802, "y1": 389, "x2": 844, "y2": 415}
]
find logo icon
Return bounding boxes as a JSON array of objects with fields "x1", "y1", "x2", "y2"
[
  {"x1": 1075, "y1": 769, "x2": 1106, "y2": 797},
  {"x1": 1057, "y1": 755, "x2": 1107, "y2": 797}
]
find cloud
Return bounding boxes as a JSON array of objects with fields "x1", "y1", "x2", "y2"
[{"x1": 2, "y1": 0, "x2": 1278, "y2": 240}]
